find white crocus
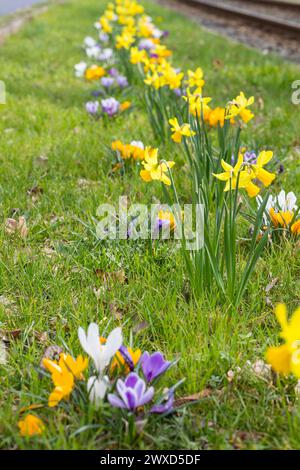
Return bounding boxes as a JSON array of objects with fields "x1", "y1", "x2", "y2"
[
  {"x1": 78, "y1": 323, "x2": 122, "y2": 374},
  {"x1": 276, "y1": 190, "x2": 297, "y2": 212},
  {"x1": 84, "y1": 36, "x2": 97, "y2": 48},
  {"x1": 87, "y1": 375, "x2": 109, "y2": 407},
  {"x1": 74, "y1": 61, "x2": 87, "y2": 77}
]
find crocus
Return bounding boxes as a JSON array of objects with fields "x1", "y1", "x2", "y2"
[
  {"x1": 87, "y1": 375, "x2": 109, "y2": 407},
  {"x1": 99, "y1": 32, "x2": 109, "y2": 42},
  {"x1": 84, "y1": 36, "x2": 97, "y2": 48},
  {"x1": 101, "y1": 77, "x2": 114, "y2": 88},
  {"x1": 101, "y1": 97, "x2": 120, "y2": 117},
  {"x1": 18, "y1": 414, "x2": 45, "y2": 437},
  {"x1": 74, "y1": 61, "x2": 87, "y2": 78},
  {"x1": 116, "y1": 75, "x2": 128, "y2": 88},
  {"x1": 86, "y1": 101, "x2": 99, "y2": 115},
  {"x1": 78, "y1": 323, "x2": 123, "y2": 374},
  {"x1": 151, "y1": 389, "x2": 174, "y2": 414},
  {"x1": 141, "y1": 352, "x2": 171, "y2": 382},
  {"x1": 108, "y1": 373, "x2": 154, "y2": 411}
]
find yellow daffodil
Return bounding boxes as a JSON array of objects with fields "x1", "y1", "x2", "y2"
[
  {"x1": 140, "y1": 148, "x2": 175, "y2": 186},
  {"x1": 169, "y1": 117, "x2": 195, "y2": 143},
  {"x1": 207, "y1": 107, "x2": 235, "y2": 127},
  {"x1": 186, "y1": 67, "x2": 205, "y2": 90},
  {"x1": 130, "y1": 47, "x2": 147, "y2": 64},
  {"x1": 251, "y1": 151, "x2": 276, "y2": 187},
  {"x1": 226, "y1": 91, "x2": 254, "y2": 123},
  {"x1": 99, "y1": 17, "x2": 112, "y2": 33},
  {"x1": 183, "y1": 90, "x2": 211, "y2": 118},
  {"x1": 213, "y1": 154, "x2": 252, "y2": 192},
  {"x1": 163, "y1": 69, "x2": 184, "y2": 90},
  {"x1": 85, "y1": 65, "x2": 105, "y2": 81},
  {"x1": 266, "y1": 304, "x2": 300, "y2": 377},
  {"x1": 116, "y1": 32, "x2": 135, "y2": 49},
  {"x1": 18, "y1": 414, "x2": 45, "y2": 437}
]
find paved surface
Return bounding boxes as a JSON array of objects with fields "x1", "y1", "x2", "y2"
[{"x1": 0, "y1": 0, "x2": 45, "y2": 16}]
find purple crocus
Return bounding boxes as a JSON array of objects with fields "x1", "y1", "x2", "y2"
[
  {"x1": 141, "y1": 352, "x2": 171, "y2": 383},
  {"x1": 108, "y1": 67, "x2": 119, "y2": 77},
  {"x1": 108, "y1": 373, "x2": 154, "y2": 411},
  {"x1": 101, "y1": 77, "x2": 114, "y2": 88},
  {"x1": 138, "y1": 39, "x2": 155, "y2": 51},
  {"x1": 85, "y1": 100, "x2": 99, "y2": 115},
  {"x1": 151, "y1": 389, "x2": 174, "y2": 414},
  {"x1": 173, "y1": 88, "x2": 182, "y2": 97},
  {"x1": 99, "y1": 32, "x2": 109, "y2": 42},
  {"x1": 101, "y1": 97, "x2": 120, "y2": 117},
  {"x1": 243, "y1": 151, "x2": 257, "y2": 164},
  {"x1": 116, "y1": 75, "x2": 129, "y2": 88}
]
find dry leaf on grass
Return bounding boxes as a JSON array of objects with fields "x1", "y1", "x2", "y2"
[
  {"x1": 27, "y1": 185, "x2": 43, "y2": 202},
  {"x1": 265, "y1": 277, "x2": 279, "y2": 293},
  {"x1": 0, "y1": 341, "x2": 8, "y2": 364},
  {"x1": 95, "y1": 269, "x2": 127, "y2": 287},
  {"x1": 133, "y1": 320, "x2": 149, "y2": 334},
  {"x1": 173, "y1": 388, "x2": 213, "y2": 408},
  {"x1": 5, "y1": 216, "x2": 28, "y2": 239},
  {"x1": 40, "y1": 345, "x2": 63, "y2": 369}
]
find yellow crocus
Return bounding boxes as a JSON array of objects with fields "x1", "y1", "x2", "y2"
[
  {"x1": 140, "y1": 148, "x2": 175, "y2": 186},
  {"x1": 291, "y1": 220, "x2": 300, "y2": 236},
  {"x1": 85, "y1": 65, "x2": 105, "y2": 81},
  {"x1": 18, "y1": 414, "x2": 45, "y2": 437},
  {"x1": 169, "y1": 117, "x2": 195, "y2": 143},
  {"x1": 266, "y1": 304, "x2": 300, "y2": 378},
  {"x1": 110, "y1": 348, "x2": 141, "y2": 374}
]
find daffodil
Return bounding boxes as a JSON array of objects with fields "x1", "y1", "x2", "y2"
[
  {"x1": 186, "y1": 67, "x2": 205, "y2": 90},
  {"x1": 116, "y1": 32, "x2": 135, "y2": 49},
  {"x1": 140, "y1": 148, "x2": 175, "y2": 186},
  {"x1": 18, "y1": 414, "x2": 45, "y2": 437},
  {"x1": 266, "y1": 304, "x2": 300, "y2": 377},
  {"x1": 226, "y1": 91, "x2": 254, "y2": 123},
  {"x1": 169, "y1": 117, "x2": 195, "y2": 143},
  {"x1": 183, "y1": 90, "x2": 211, "y2": 118},
  {"x1": 130, "y1": 47, "x2": 147, "y2": 64},
  {"x1": 213, "y1": 154, "x2": 252, "y2": 192}
]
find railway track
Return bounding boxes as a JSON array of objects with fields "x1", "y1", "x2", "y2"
[{"x1": 182, "y1": 0, "x2": 300, "y2": 36}]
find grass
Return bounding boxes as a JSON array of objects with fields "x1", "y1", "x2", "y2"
[{"x1": 0, "y1": 0, "x2": 299, "y2": 450}]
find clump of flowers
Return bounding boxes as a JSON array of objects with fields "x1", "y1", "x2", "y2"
[
  {"x1": 257, "y1": 190, "x2": 299, "y2": 236},
  {"x1": 18, "y1": 322, "x2": 180, "y2": 437}
]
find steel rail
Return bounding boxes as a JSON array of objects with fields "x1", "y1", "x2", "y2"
[{"x1": 182, "y1": 0, "x2": 300, "y2": 35}]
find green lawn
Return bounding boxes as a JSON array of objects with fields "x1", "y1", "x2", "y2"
[{"x1": 0, "y1": 0, "x2": 300, "y2": 450}]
